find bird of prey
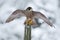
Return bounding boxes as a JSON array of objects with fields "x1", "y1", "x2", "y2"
[{"x1": 6, "y1": 7, "x2": 54, "y2": 27}]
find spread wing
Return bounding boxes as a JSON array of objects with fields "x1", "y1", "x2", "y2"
[
  {"x1": 6, "y1": 10, "x2": 26, "y2": 23},
  {"x1": 33, "y1": 11, "x2": 54, "y2": 27}
]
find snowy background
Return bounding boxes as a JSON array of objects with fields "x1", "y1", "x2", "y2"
[{"x1": 0, "y1": 0, "x2": 60, "y2": 40}]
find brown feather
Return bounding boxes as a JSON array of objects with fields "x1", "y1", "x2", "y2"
[
  {"x1": 32, "y1": 11, "x2": 54, "y2": 27},
  {"x1": 6, "y1": 10, "x2": 26, "y2": 23}
]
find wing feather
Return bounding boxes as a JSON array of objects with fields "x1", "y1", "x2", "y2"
[
  {"x1": 6, "y1": 10, "x2": 26, "y2": 23},
  {"x1": 33, "y1": 11, "x2": 54, "y2": 27}
]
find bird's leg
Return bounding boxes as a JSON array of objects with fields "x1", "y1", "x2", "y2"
[{"x1": 24, "y1": 18, "x2": 33, "y2": 26}]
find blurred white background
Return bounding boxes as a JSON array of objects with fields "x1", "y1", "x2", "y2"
[{"x1": 0, "y1": 0, "x2": 60, "y2": 40}]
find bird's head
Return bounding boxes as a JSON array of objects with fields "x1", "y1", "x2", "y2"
[{"x1": 26, "y1": 7, "x2": 33, "y2": 11}]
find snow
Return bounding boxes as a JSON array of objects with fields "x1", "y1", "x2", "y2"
[{"x1": 0, "y1": 0, "x2": 60, "y2": 40}]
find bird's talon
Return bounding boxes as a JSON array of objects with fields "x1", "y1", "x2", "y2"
[{"x1": 25, "y1": 19, "x2": 33, "y2": 25}]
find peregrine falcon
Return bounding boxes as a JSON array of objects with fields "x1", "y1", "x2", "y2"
[{"x1": 6, "y1": 7, "x2": 54, "y2": 27}]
